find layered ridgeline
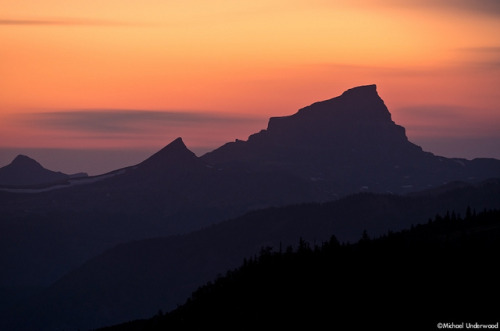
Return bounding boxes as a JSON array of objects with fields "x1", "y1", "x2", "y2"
[
  {"x1": 3, "y1": 180, "x2": 500, "y2": 331},
  {"x1": 1, "y1": 85, "x2": 500, "y2": 330},
  {"x1": 0, "y1": 155, "x2": 87, "y2": 186},
  {"x1": 0, "y1": 137, "x2": 317, "y2": 286},
  {"x1": 1, "y1": 84, "x2": 500, "y2": 286},
  {"x1": 1, "y1": 85, "x2": 500, "y2": 285}
]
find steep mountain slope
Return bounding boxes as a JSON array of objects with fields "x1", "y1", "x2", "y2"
[
  {"x1": 3, "y1": 179, "x2": 500, "y2": 331},
  {"x1": 0, "y1": 154, "x2": 87, "y2": 186},
  {"x1": 203, "y1": 84, "x2": 500, "y2": 196}
]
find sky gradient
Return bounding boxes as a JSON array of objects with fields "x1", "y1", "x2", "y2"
[{"x1": 1, "y1": 0, "x2": 499, "y2": 175}]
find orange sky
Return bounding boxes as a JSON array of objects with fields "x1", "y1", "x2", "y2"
[{"x1": 1, "y1": 0, "x2": 499, "y2": 174}]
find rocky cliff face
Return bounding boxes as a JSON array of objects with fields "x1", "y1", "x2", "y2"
[
  {"x1": 203, "y1": 85, "x2": 419, "y2": 162},
  {"x1": 202, "y1": 84, "x2": 500, "y2": 196}
]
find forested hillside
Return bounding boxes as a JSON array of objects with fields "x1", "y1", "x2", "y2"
[{"x1": 99, "y1": 208, "x2": 500, "y2": 330}]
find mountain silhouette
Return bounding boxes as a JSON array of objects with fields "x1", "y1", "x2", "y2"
[
  {"x1": 137, "y1": 137, "x2": 202, "y2": 172},
  {"x1": 0, "y1": 144, "x2": 317, "y2": 287},
  {"x1": 0, "y1": 154, "x2": 87, "y2": 186},
  {"x1": 202, "y1": 84, "x2": 500, "y2": 196},
  {"x1": 1, "y1": 84, "x2": 500, "y2": 324}
]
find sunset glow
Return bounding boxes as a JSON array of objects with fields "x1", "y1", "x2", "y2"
[{"x1": 1, "y1": 0, "x2": 499, "y2": 174}]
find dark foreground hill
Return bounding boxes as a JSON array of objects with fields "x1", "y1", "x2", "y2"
[
  {"x1": 99, "y1": 208, "x2": 500, "y2": 331},
  {"x1": 3, "y1": 179, "x2": 500, "y2": 331}
]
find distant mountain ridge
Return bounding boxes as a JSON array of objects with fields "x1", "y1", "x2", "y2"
[
  {"x1": 0, "y1": 154, "x2": 87, "y2": 186},
  {"x1": 1, "y1": 84, "x2": 500, "y2": 319}
]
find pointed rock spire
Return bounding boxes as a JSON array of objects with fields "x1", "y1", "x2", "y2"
[{"x1": 138, "y1": 137, "x2": 201, "y2": 172}]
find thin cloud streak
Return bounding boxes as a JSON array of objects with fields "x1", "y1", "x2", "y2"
[
  {"x1": 319, "y1": 0, "x2": 500, "y2": 17},
  {"x1": 429, "y1": 0, "x2": 500, "y2": 16},
  {"x1": 458, "y1": 46, "x2": 500, "y2": 53},
  {"x1": 397, "y1": 105, "x2": 500, "y2": 138},
  {"x1": 378, "y1": 0, "x2": 500, "y2": 17},
  {"x1": 0, "y1": 18, "x2": 133, "y2": 26},
  {"x1": 455, "y1": 46, "x2": 500, "y2": 70},
  {"x1": 14, "y1": 110, "x2": 266, "y2": 134},
  {"x1": 397, "y1": 105, "x2": 470, "y2": 119}
]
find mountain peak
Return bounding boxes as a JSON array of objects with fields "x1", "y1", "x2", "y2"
[
  {"x1": 0, "y1": 155, "x2": 70, "y2": 186},
  {"x1": 154, "y1": 137, "x2": 192, "y2": 158},
  {"x1": 260, "y1": 84, "x2": 394, "y2": 141},
  {"x1": 168, "y1": 137, "x2": 188, "y2": 149},
  {"x1": 340, "y1": 84, "x2": 378, "y2": 97},
  {"x1": 11, "y1": 154, "x2": 44, "y2": 169},
  {"x1": 292, "y1": 83, "x2": 389, "y2": 122},
  {"x1": 337, "y1": 84, "x2": 384, "y2": 112},
  {"x1": 202, "y1": 84, "x2": 420, "y2": 173},
  {"x1": 139, "y1": 137, "x2": 200, "y2": 170}
]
